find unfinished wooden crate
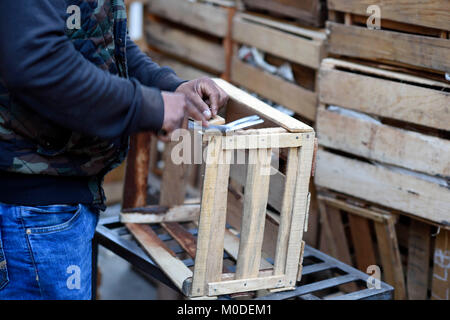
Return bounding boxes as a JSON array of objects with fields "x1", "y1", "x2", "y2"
[
  {"x1": 315, "y1": 58, "x2": 449, "y2": 299},
  {"x1": 231, "y1": 12, "x2": 327, "y2": 122},
  {"x1": 121, "y1": 79, "x2": 315, "y2": 299},
  {"x1": 145, "y1": 0, "x2": 236, "y2": 78},
  {"x1": 240, "y1": 0, "x2": 327, "y2": 27},
  {"x1": 327, "y1": 0, "x2": 450, "y2": 76}
]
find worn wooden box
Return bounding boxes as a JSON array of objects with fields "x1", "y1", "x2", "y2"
[
  {"x1": 120, "y1": 79, "x2": 315, "y2": 299},
  {"x1": 315, "y1": 58, "x2": 450, "y2": 226},
  {"x1": 326, "y1": 0, "x2": 450, "y2": 75},
  {"x1": 231, "y1": 12, "x2": 326, "y2": 122},
  {"x1": 145, "y1": 0, "x2": 236, "y2": 76},
  {"x1": 241, "y1": 0, "x2": 327, "y2": 27}
]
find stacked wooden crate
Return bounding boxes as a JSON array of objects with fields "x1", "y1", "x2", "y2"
[
  {"x1": 144, "y1": 0, "x2": 235, "y2": 79},
  {"x1": 229, "y1": 1, "x2": 327, "y2": 249},
  {"x1": 231, "y1": 4, "x2": 327, "y2": 123},
  {"x1": 315, "y1": 0, "x2": 449, "y2": 300}
]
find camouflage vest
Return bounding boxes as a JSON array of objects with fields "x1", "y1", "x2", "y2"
[{"x1": 0, "y1": 0, "x2": 130, "y2": 207}]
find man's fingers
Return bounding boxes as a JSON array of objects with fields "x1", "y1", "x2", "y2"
[
  {"x1": 198, "y1": 79, "x2": 221, "y2": 117},
  {"x1": 188, "y1": 91, "x2": 212, "y2": 120},
  {"x1": 186, "y1": 99, "x2": 208, "y2": 127}
]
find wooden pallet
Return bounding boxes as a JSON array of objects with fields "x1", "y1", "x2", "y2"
[
  {"x1": 240, "y1": 0, "x2": 327, "y2": 28},
  {"x1": 326, "y1": 0, "x2": 450, "y2": 75},
  {"x1": 315, "y1": 58, "x2": 450, "y2": 225},
  {"x1": 145, "y1": 0, "x2": 236, "y2": 78},
  {"x1": 231, "y1": 12, "x2": 326, "y2": 122},
  {"x1": 120, "y1": 79, "x2": 315, "y2": 299}
]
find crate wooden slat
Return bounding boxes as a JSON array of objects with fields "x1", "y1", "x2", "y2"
[
  {"x1": 241, "y1": 0, "x2": 327, "y2": 28},
  {"x1": 145, "y1": 0, "x2": 236, "y2": 76},
  {"x1": 319, "y1": 59, "x2": 450, "y2": 131},
  {"x1": 231, "y1": 56, "x2": 317, "y2": 121},
  {"x1": 316, "y1": 105, "x2": 450, "y2": 177},
  {"x1": 121, "y1": 80, "x2": 315, "y2": 299},
  {"x1": 147, "y1": 0, "x2": 230, "y2": 38},
  {"x1": 233, "y1": 13, "x2": 326, "y2": 69},
  {"x1": 326, "y1": 1, "x2": 450, "y2": 74},
  {"x1": 327, "y1": 21, "x2": 450, "y2": 74},
  {"x1": 145, "y1": 19, "x2": 225, "y2": 73},
  {"x1": 231, "y1": 12, "x2": 326, "y2": 121},
  {"x1": 315, "y1": 149, "x2": 449, "y2": 226},
  {"x1": 431, "y1": 229, "x2": 450, "y2": 300},
  {"x1": 327, "y1": 0, "x2": 450, "y2": 31}
]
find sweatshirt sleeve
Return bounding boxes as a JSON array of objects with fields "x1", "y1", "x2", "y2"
[
  {"x1": 0, "y1": 0, "x2": 164, "y2": 140},
  {"x1": 126, "y1": 37, "x2": 187, "y2": 91}
]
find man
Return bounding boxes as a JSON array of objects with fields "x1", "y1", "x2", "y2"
[{"x1": 0, "y1": 0, "x2": 228, "y2": 299}]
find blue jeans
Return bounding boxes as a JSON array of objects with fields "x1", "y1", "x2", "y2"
[{"x1": 0, "y1": 203, "x2": 98, "y2": 300}]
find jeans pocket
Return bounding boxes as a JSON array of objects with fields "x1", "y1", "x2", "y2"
[
  {"x1": 21, "y1": 204, "x2": 82, "y2": 235},
  {"x1": 0, "y1": 217, "x2": 9, "y2": 290}
]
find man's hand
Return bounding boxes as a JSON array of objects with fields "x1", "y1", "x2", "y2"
[
  {"x1": 159, "y1": 91, "x2": 188, "y2": 141},
  {"x1": 175, "y1": 77, "x2": 229, "y2": 126}
]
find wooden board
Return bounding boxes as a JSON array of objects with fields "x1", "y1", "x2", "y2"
[
  {"x1": 315, "y1": 149, "x2": 450, "y2": 225},
  {"x1": 407, "y1": 219, "x2": 431, "y2": 300},
  {"x1": 327, "y1": 21, "x2": 450, "y2": 73},
  {"x1": 236, "y1": 148, "x2": 272, "y2": 279},
  {"x1": 233, "y1": 13, "x2": 325, "y2": 69},
  {"x1": 328, "y1": 0, "x2": 450, "y2": 31},
  {"x1": 127, "y1": 223, "x2": 193, "y2": 291},
  {"x1": 145, "y1": 20, "x2": 225, "y2": 73},
  {"x1": 147, "y1": 0, "x2": 229, "y2": 37},
  {"x1": 242, "y1": 0, "x2": 326, "y2": 27},
  {"x1": 348, "y1": 215, "x2": 377, "y2": 272},
  {"x1": 319, "y1": 59, "x2": 450, "y2": 131},
  {"x1": 431, "y1": 230, "x2": 450, "y2": 300},
  {"x1": 374, "y1": 218, "x2": 406, "y2": 300},
  {"x1": 316, "y1": 105, "x2": 450, "y2": 177},
  {"x1": 231, "y1": 57, "x2": 317, "y2": 121},
  {"x1": 214, "y1": 78, "x2": 314, "y2": 133},
  {"x1": 191, "y1": 136, "x2": 231, "y2": 297}
]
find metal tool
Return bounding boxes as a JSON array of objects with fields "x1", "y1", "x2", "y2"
[{"x1": 188, "y1": 115, "x2": 264, "y2": 133}]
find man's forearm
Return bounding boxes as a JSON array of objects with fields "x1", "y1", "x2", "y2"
[
  {"x1": 0, "y1": 0, "x2": 165, "y2": 140},
  {"x1": 126, "y1": 37, "x2": 186, "y2": 91}
]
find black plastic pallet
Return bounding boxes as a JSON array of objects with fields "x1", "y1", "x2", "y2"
[{"x1": 93, "y1": 215, "x2": 393, "y2": 300}]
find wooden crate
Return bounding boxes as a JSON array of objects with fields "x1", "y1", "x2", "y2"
[
  {"x1": 317, "y1": 190, "x2": 450, "y2": 300},
  {"x1": 315, "y1": 58, "x2": 450, "y2": 226},
  {"x1": 145, "y1": 0, "x2": 236, "y2": 77},
  {"x1": 120, "y1": 79, "x2": 315, "y2": 299},
  {"x1": 231, "y1": 12, "x2": 326, "y2": 122},
  {"x1": 240, "y1": 0, "x2": 327, "y2": 27},
  {"x1": 326, "y1": 0, "x2": 450, "y2": 75}
]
